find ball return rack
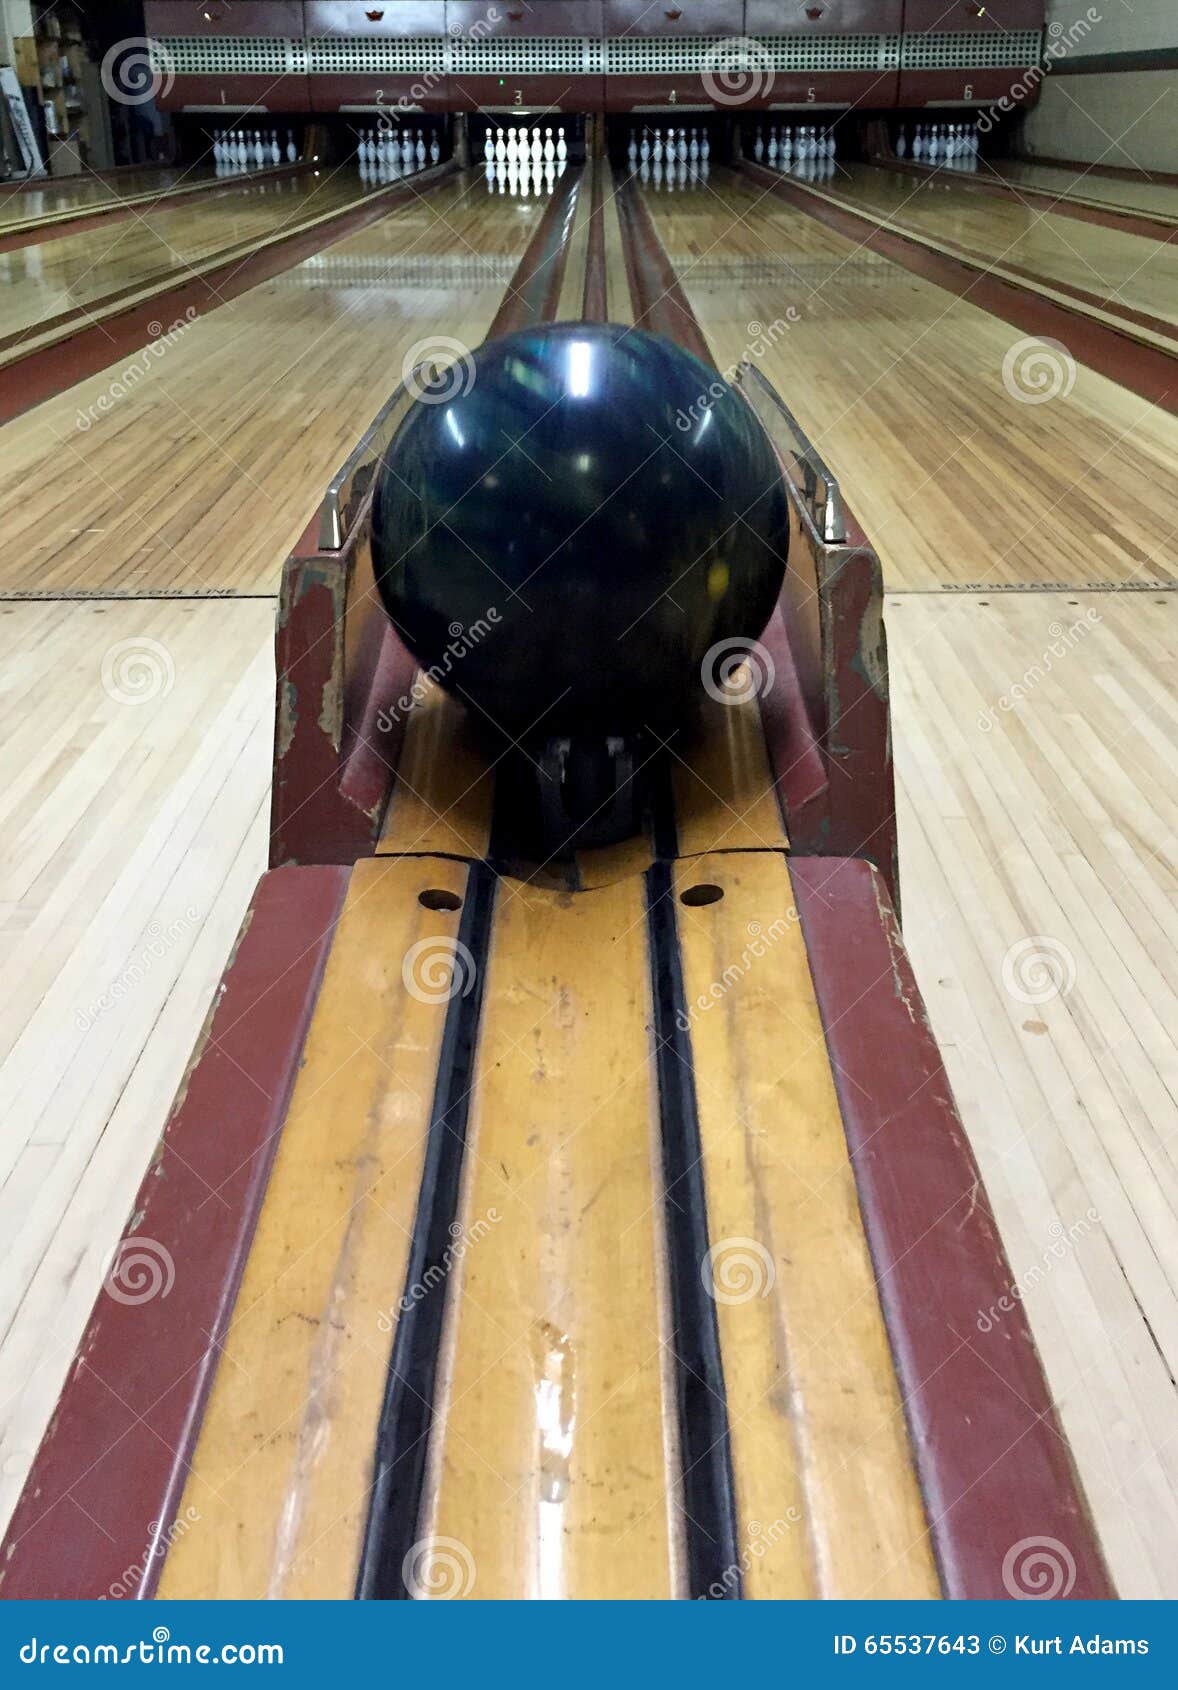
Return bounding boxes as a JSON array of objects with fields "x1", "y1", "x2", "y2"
[{"x1": 1, "y1": 359, "x2": 1110, "y2": 1603}]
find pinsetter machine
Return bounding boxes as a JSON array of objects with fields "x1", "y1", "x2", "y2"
[{"x1": 2, "y1": 181, "x2": 1109, "y2": 1603}]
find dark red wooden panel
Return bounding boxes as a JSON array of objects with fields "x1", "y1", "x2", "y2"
[
  {"x1": 898, "y1": 69, "x2": 1040, "y2": 106},
  {"x1": 603, "y1": 74, "x2": 716, "y2": 111},
  {"x1": 791, "y1": 855, "x2": 1113, "y2": 1601},
  {"x1": 747, "y1": 0, "x2": 902, "y2": 31},
  {"x1": 306, "y1": 0, "x2": 445, "y2": 34},
  {"x1": 145, "y1": 0, "x2": 304, "y2": 36},
  {"x1": 448, "y1": 0, "x2": 602, "y2": 35},
  {"x1": 450, "y1": 74, "x2": 602, "y2": 113},
  {"x1": 903, "y1": 0, "x2": 1045, "y2": 31},
  {"x1": 604, "y1": 0, "x2": 744, "y2": 37},
  {"x1": 765, "y1": 69, "x2": 900, "y2": 106},
  {"x1": 162, "y1": 74, "x2": 311, "y2": 111},
  {"x1": 0, "y1": 866, "x2": 350, "y2": 1601},
  {"x1": 308, "y1": 71, "x2": 450, "y2": 110}
]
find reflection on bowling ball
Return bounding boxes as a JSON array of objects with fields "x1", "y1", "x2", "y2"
[{"x1": 372, "y1": 323, "x2": 788, "y2": 745}]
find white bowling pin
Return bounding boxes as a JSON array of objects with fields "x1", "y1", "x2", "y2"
[
  {"x1": 556, "y1": 126, "x2": 567, "y2": 162},
  {"x1": 545, "y1": 126, "x2": 555, "y2": 163},
  {"x1": 753, "y1": 127, "x2": 763, "y2": 161},
  {"x1": 484, "y1": 126, "x2": 494, "y2": 164},
  {"x1": 430, "y1": 133, "x2": 439, "y2": 164},
  {"x1": 286, "y1": 129, "x2": 297, "y2": 163},
  {"x1": 767, "y1": 128, "x2": 778, "y2": 164}
]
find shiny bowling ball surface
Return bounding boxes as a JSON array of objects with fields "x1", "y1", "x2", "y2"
[{"x1": 372, "y1": 323, "x2": 788, "y2": 746}]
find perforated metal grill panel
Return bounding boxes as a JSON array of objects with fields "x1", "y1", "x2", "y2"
[
  {"x1": 308, "y1": 37, "x2": 446, "y2": 75},
  {"x1": 156, "y1": 30, "x2": 1042, "y2": 79},
  {"x1": 603, "y1": 35, "x2": 898, "y2": 73},
  {"x1": 155, "y1": 37, "x2": 307, "y2": 76},
  {"x1": 902, "y1": 31, "x2": 1042, "y2": 69}
]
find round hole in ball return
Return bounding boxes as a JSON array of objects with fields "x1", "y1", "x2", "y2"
[
  {"x1": 680, "y1": 884, "x2": 725, "y2": 908},
  {"x1": 418, "y1": 888, "x2": 463, "y2": 912}
]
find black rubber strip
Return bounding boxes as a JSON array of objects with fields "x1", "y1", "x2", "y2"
[
  {"x1": 355, "y1": 861, "x2": 497, "y2": 1600},
  {"x1": 646, "y1": 859, "x2": 742, "y2": 1599}
]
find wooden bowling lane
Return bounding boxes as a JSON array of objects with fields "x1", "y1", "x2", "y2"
[
  {"x1": 990, "y1": 161, "x2": 1178, "y2": 224},
  {"x1": 0, "y1": 165, "x2": 220, "y2": 234},
  {"x1": 0, "y1": 173, "x2": 547, "y2": 597},
  {"x1": 0, "y1": 171, "x2": 378, "y2": 354},
  {"x1": 818, "y1": 162, "x2": 1178, "y2": 337},
  {"x1": 0, "y1": 596, "x2": 273, "y2": 1545},
  {"x1": 889, "y1": 590, "x2": 1178, "y2": 1598},
  {"x1": 640, "y1": 169, "x2": 1178, "y2": 590}
]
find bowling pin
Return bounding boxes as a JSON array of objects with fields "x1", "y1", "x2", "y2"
[
  {"x1": 896, "y1": 125, "x2": 907, "y2": 159},
  {"x1": 484, "y1": 126, "x2": 494, "y2": 164},
  {"x1": 652, "y1": 129, "x2": 662, "y2": 164},
  {"x1": 286, "y1": 129, "x2": 297, "y2": 164},
  {"x1": 415, "y1": 130, "x2": 425, "y2": 166},
  {"x1": 430, "y1": 132, "x2": 440, "y2": 165},
  {"x1": 628, "y1": 129, "x2": 637, "y2": 165},
  {"x1": 556, "y1": 126, "x2": 567, "y2": 162},
  {"x1": 639, "y1": 130, "x2": 650, "y2": 164},
  {"x1": 767, "y1": 128, "x2": 778, "y2": 164},
  {"x1": 753, "y1": 127, "x2": 763, "y2": 161},
  {"x1": 700, "y1": 129, "x2": 709, "y2": 163},
  {"x1": 495, "y1": 126, "x2": 506, "y2": 162},
  {"x1": 545, "y1": 126, "x2": 555, "y2": 164},
  {"x1": 689, "y1": 127, "x2": 699, "y2": 162}
]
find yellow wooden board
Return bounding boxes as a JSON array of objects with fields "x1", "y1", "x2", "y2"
[
  {"x1": 675, "y1": 851, "x2": 940, "y2": 1598},
  {"x1": 158, "y1": 855, "x2": 468, "y2": 1599},
  {"x1": 377, "y1": 677, "x2": 495, "y2": 860},
  {"x1": 417, "y1": 875, "x2": 682, "y2": 1599}
]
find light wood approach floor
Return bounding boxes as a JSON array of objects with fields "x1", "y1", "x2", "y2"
[
  {"x1": 0, "y1": 172, "x2": 540, "y2": 597},
  {"x1": 0, "y1": 172, "x2": 376, "y2": 345},
  {"x1": 826, "y1": 162, "x2": 1178, "y2": 329},
  {"x1": 646, "y1": 171, "x2": 1178, "y2": 590},
  {"x1": 994, "y1": 161, "x2": 1178, "y2": 221},
  {"x1": 890, "y1": 590, "x2": 1178, "y2": 1600},
  {"x1": 0, "y1": 598, "x2": 274, "y2": 1542}
]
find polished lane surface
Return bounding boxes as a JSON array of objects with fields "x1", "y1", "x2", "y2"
[
  {"x1": 811, "y1": 161, "x2": 1178, "y2": 329},
  {"x1": 0, "y1": 171, "x2": 547, "y2": 595},
  {"x1": 0, "y1": 172, "x2": 386, "y2": 347},
  {"x1": 640, "y1": 168, "x2": 1178, "y2": 590}
]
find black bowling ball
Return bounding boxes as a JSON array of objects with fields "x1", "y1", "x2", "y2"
[{"x1": 371, "y1": 323, "x2": 788, "y2": 746}]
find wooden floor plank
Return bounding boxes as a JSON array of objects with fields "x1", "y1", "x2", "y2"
[
  {"x1": 158, "y1": 855, "x2": 468, "y2": 1599},
  {"x1": 889, "y1": 590, "x2": 1178, "y2": 1599},
  {"x1": 675, "y1": 850, "x2": 940, "y2": 1599},
  {"x1": 419, "y1": 875, "x2": 681, "y2": 1599}
]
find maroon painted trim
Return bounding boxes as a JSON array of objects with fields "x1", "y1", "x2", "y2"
[
  {"x1": 615, "y1": 171, "x2": 714, "y2": 368},
  {"x1": 485, "y1": 162, "x2": 581, "y2": 340},
  {"x1": 0, "y1": 165, "x2": 309, "y2": 257},
  {"x1": 0, "y1": 162, "x2": 456, "y2": 428},
  {"x1": 871, "y1": 155, "x2": 1177, "y2": 244},
  {"x1": 791, "y1": 855, "x2": 1114, "y2": 1602},
  {"x1": 0, "y1": 866, "x2": 350, "y2": 1601},
  {"x1": 742, "y1": 162, "x2": 1178, "y2": 417},
  {"x1": 583, "y1": 160, "x2": 607, "y2": 323}
]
